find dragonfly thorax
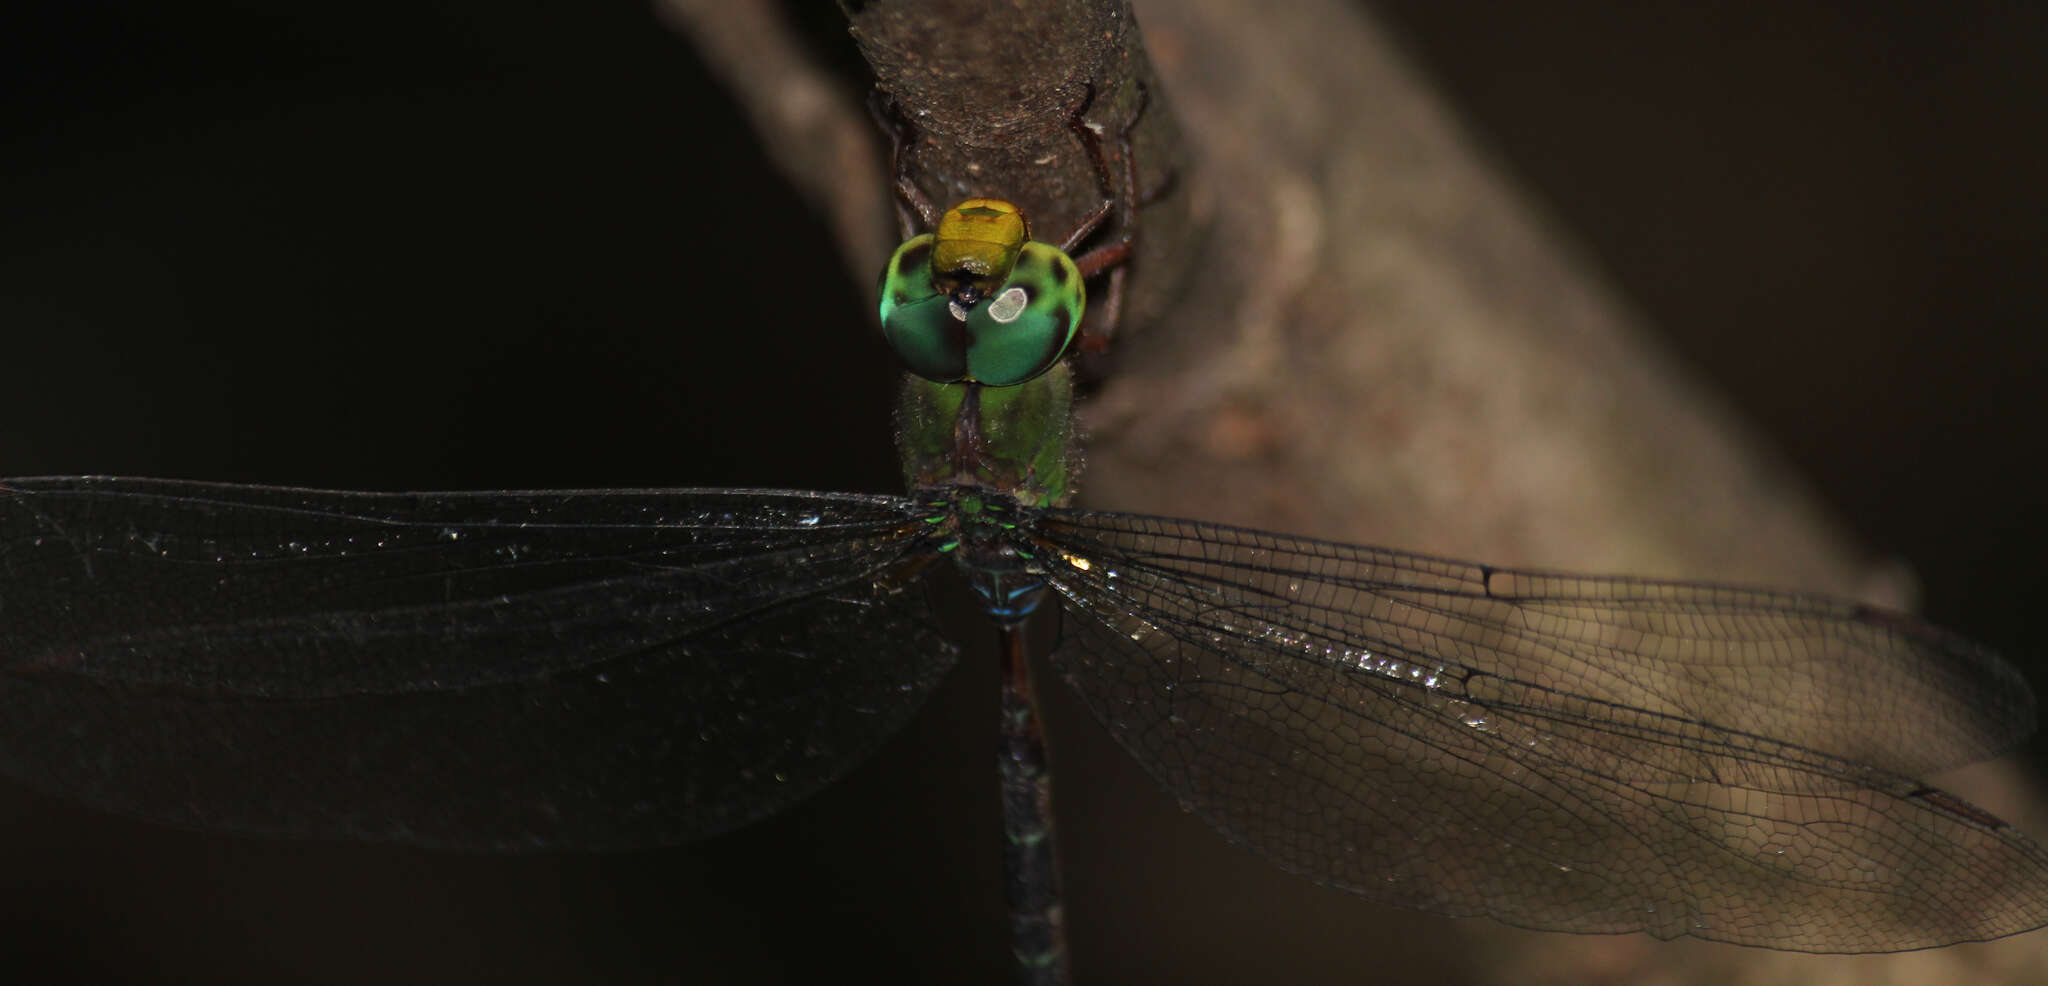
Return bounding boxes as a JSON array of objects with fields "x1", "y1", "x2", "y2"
[
  {"x1": 896, "y1": 367, "x2": 1076, "y2": 510},
  {"x1": 924, "y1": 486, "x2": 1054, "y2": 624}
]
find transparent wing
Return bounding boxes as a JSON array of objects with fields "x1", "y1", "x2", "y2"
[
  {"x1": 0, "y1": 477, "x2": 954, "y2": 849},
  {"x1": 1034, "y1": 508, "x2": 2047, "y2": 951}
]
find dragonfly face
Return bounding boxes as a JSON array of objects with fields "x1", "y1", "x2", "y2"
[{"x1": 878, "y1": 198, "x2": 1086, "y2": 387}]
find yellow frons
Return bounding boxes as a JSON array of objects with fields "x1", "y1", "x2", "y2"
[{"x1": 932, "y1": 199, "x2": 1028, "y2": 289}]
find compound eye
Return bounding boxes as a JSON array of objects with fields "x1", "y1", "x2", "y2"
[
  {"x1": 878, "y1": 234, "x2": 971, "y2": 382},
  {"x1": 957, "y1": 242, "x2": 1084, "y2": 386}
]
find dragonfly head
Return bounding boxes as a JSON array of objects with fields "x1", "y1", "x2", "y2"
[{"x1": 878, "y1": 199, "x2": 1085, "y2": 387}]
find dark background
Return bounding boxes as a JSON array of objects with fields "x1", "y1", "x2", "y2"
[{"x1": 0, "y1": 2, "x2": 2041, "y2": 984}]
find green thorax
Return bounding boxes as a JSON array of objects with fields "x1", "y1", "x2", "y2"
[{"x1": 895, "y1": 365, "x2": 1076, "y2": 509}]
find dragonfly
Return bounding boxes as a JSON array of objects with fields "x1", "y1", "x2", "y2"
[{"x1": 4, "y1": 118, "x2": 2047, "y2": 986}]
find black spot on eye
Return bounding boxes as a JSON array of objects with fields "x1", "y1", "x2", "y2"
[{"x1": 1034, "y1": 313, "x2": 1071, "y2": 369}]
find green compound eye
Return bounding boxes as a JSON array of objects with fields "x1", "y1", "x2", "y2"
[
  {"x1": 879, "y1": 233, "x2": 1085, "y2": 387},
  {"x1": 963, "y1": 242, "x2": 1083, "y2": 385}
]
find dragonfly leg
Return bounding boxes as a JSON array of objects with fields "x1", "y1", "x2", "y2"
[
  {"x1": 1062, "y1": 83, "x2": 1147, "y2": 354},
  {"x1": 868, "y1": 89, "x2": 942, "y2": 240}
]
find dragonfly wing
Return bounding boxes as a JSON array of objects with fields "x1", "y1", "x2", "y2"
[
  {"x1": 0, "y1": 478, "x2": 955, "y2": 849},
  {"x1": 1035, "y1": 508, "x2": 2048, "y2": 951}
]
